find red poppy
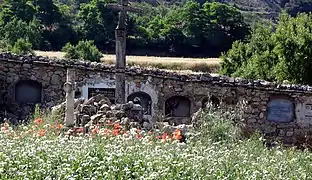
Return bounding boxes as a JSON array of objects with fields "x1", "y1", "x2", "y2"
[
  {"x1": 112, "y1": 129, "x2": 119, "y2": 136},
  {"x1": 91, "y1": 128, "x2": 99, "y2": 134},
  {"x1": 137, "y1": 134, "x2": 142, "y2": 139},
  {"x1": 39, "y1": 129, "x2": 47, "y2": 136},
  {"x1": 114, "y1": 123, "x2": 121, "y2": 130},
  {"x1": 34, "y1": 118, "x2": 43, "y2": 125},
  {"x1": 56, "y1": 123, "x2": 63, "y2": 130},
  {"x1": 162, "y1": 133, "x2": 168, "y2": 141}
]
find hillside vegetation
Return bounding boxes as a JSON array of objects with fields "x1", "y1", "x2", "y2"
[
  {"x1": 0, "y1": 0, "x2": 249, "y2": 58},
  {"x1": 0, "y1": 0, "x2": 310, "y2": 59},
  {"x1": 223, "y1": 0, "x2": 312, "y2": 21}
]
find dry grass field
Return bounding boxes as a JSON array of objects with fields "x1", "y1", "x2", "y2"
[{"x1": 35, "y1": 51, "x2": 221, "y2": 73}]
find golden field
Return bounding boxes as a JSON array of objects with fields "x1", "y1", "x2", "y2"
[{"x1": 35, "y1": 51, "x2": 220, "y2": 73}]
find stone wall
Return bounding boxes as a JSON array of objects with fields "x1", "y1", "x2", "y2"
[{"x1": 1, "y1": 53, "x2": 312, "y2": 145}]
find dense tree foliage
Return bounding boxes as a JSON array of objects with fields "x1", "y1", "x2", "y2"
[
  {"x1": 283, "y1": 0, "x2": 312, "y2": 16},
  {"x1": 0, "y1": 0, "x2": 311, "y2": 58},
  {"x1": 220, "y1": 13, "x2": 312, "y2": 85},
  {"x1": 62, "y1": 40, "x2": 103, "y2": 62},
  {"x1": 0, "y1": 0, "x2": 251, "y2": 57}
]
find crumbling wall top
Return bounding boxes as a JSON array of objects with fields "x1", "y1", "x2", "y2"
[{"x1": 1, "y1": 52, "x2": 312, "y2": 92}]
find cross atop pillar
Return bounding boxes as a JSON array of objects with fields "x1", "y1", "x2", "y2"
[{"x1": 106, "y1": 0, "x2": 142, "y2": 104}]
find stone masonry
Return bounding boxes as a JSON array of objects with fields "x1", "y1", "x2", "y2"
[{"x1": 1, "y1": 53, "x2": 312, "y2": 145}]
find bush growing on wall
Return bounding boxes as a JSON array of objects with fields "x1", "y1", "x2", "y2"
[{"x1": 62, "y1": 40, "x2": 103, "y2": 62}]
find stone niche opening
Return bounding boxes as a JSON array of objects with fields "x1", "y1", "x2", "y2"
[
  {"x1": 267, "y1": 96, "x2": 295, "y2": 123},
  {"x1": 202, "y1": 95, "x2": 220, "y2": 108},
  {"x1": 15, "y1": 80, "x2": 42, "y2": 104},
  {"x1": 127, "y1": 91, "x2": 152, "y2": 115},
  {"x1": 165, "y1": 96, "x2": 191, "y2": 117}
]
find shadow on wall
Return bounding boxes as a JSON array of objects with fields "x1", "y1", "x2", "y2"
[
  {"x1": 127, "y1": 91, "x2": 152, "y2": 115},
  {"x1": 2, "y1": 79, "x2": 43, "y2": 124},
  {"x1": 165, "y1": 96, "x2": 191, "y2": 117},
  {"x1": 15, "y1": 80, "x2": 42, "y2": 104}
]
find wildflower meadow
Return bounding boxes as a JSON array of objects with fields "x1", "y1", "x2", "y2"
[{"x1": 1, "y1": 107, "x2": 312, "y2": 179}]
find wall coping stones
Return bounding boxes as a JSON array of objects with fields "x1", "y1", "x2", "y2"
[{"x1": 1, "y1": 52, "x2": 312, "y2": 93}]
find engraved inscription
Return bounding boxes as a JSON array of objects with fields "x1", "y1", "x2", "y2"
[
  {"x1": 88, "y1": 88, "x2": 115, "y2": 104},
  {"x1": 267, "y1": 99, "x2": 294, "y2": 122},
  {"x1": 305, "y1": 104, "x2": 312, "y2": 117}
]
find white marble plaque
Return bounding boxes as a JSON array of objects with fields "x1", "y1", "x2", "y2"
[{"x1": 295, "y1": 102, "x2": 312, "y2": 126}]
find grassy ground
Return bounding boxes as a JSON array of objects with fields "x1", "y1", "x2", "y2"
[
  {"x1": 0, "y1": 107, "x2": 312, "y2": 179},
  {"x1": 35, "y1": 51, "x2": 220, "y2": 73}
]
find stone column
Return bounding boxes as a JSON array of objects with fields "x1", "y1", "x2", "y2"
[
  {"x1": 64, "y1": 68, "x2": 75, "y2": 127},
  {"x1": 115, "y1": 26, "x2": 126, "y2": 104}
]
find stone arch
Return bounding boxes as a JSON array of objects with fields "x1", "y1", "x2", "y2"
[
  {"x1": 15, "y1": 80, "x2": 42, "y2": 104},
  {"x1": 202, "y1": 95, "x2": 220, "y2": 108},
  {"x1": 127, "y1": 91, "x2": 152, "y2": 115},
  {"x1": 165, "y1": 96, "x2": 191, "y2": 117}
]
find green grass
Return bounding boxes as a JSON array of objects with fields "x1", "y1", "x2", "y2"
[{"x1": 0, "y1": 107, "x2": 312, "y2": 179}]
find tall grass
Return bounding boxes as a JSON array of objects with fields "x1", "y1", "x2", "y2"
[
  {"x1": 35, "y1": 51, "x2": 220, "y2": 73},
  {"x1": 0, "y1": 107, "x2": 312, "y2": 179}
]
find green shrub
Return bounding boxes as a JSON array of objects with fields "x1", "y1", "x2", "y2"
[
  {"x1": 62, "y1": 40, "x2": 102, "y2": 62},
  {"x1": 220, "y1": 12, "x2": 312, "y2": 85},
  {"x1": 11, "y1": 38, "x2": 34, "y2": 55},
  {"x1": 62, "y1": 43, "x2": 79, "y2": 59}
]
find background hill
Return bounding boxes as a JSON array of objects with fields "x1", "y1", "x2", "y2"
[{"x1": 0, "y1": 0, "x2": 311, "y2": 58}]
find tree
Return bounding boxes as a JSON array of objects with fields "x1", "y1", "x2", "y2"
[
  {"x1": 0, "y1": 0, "x2": 36, "y2": 24},
  {"x1": 202, "y1": 2, "x2": 250, "y2": 53},
  {"x1": 0, "y1": 18, "x2": 42, "y2": 49},
  {"x1": 284, "y1": 0, "x2": 312, "y2": 16},
  {"x1": 33, "y1": 0, "x2": 62, "y2": 25},
  {"x1": 76, "y1": 0, "x2": 118, "y2": 50},
  {"x1": 220, "y1": 13, "x2": 312, "y2": 85},
  {"x1": 141, "y1": 1, "x2": 249, "y2": 57}
]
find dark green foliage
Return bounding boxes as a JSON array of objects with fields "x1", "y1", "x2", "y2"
[
  {"x1": 62, "y1": 40, "x2": 103, "y2": 62},
  {"x1": 284, "y1": 0, "x2": 312, "y2": 16},
  {"x1": 0, "y1": 18, "x2": 42, "y2": 48},
  {"x1": 0, "y1": 0, "x2": 287, "y2": 58},
  {"x1": 12, "y1": 38, "x2": 35, "y2": 55},
  {"x1": 220, "y1": 13, "x2": 312, "y2": 85},
  {"x1": 0, "y1": 0, "x2": 36, "y2": 24},
  {"x1": 130, "y1": 1, "x2": 250, "y2": 57},
  {"x1": 76, "y1": 0, "x2": 118, "y2": 50}
]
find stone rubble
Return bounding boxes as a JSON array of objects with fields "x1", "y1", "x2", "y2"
[{"x1": 52, "y1": 94, "x2": 192, "y2": 136}]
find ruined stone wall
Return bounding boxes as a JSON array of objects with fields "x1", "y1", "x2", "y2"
[{"x1": 1, "y1": 53, "x2": 312, "y2": 145}]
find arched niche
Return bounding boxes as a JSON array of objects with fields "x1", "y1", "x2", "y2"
[
  {"x1": 127, "y1": 91, "x2": 152, "y2": 115},
  {"x1": 165, "y1": 96, "x2": 191, "y2": 117},
  {"x1": 202, "y1": 95, "x2": 220, "y2": 108},
  {"x1": 222, "y1": 97, "x2": 237, "y2": 105},
  {"x1": 15, "y1": 80, "x2": 42, "y2": 104},
  {"x1": 267, "y1": 96, "x2": 295, "y2": 123}
]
